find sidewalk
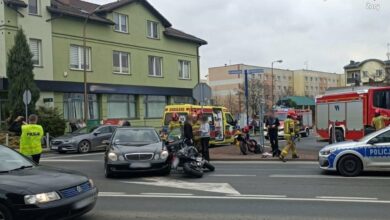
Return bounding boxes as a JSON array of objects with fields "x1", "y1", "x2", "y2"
[{"x1": 210, "y1": 144, "x2": 318, "y2": 161}]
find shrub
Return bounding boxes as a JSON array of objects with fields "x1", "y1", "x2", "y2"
[{"x1": 36, "y1": 106, "x2": 66, "y2": 137}]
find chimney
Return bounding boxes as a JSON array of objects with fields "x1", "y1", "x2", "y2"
[{"x1": 350, "y1": 60, "x2": 355, "y2": 65}]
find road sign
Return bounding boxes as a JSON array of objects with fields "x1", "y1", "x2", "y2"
[
  {"x1": 193, "y1": 83, "x2": 212, "y2": 104},
  {"x1": 247, "y1": 68, "x2": 264, "y2": 74},
  {"x1": 228, "y1": 70, "x2": 243, "y2": 75},
  {"x1": 23, "y1": 90, "x2": 32, "y2": 105}
]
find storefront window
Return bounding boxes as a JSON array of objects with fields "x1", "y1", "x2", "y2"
[
  {"x1": 63, "y1": 93, "x2": 99, "y2": 120},
  {"x1": 107, "y1": 94, "x2": 136, "y2": 119},
  {"x1": 145, "y1": 95, "x2": 166, "y2": 118}
]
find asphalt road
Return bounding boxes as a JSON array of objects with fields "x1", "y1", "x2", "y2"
[{"x1": 41, "y1": 153, "x2": 390, "y2": 220}]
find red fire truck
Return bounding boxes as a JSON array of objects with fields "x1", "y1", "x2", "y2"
[
  {"x1": 265, "y1": 108, "x2": 313, "y2": 138},
  {"x1": 316, "y1": 86, "x2": 390, "y2": 142}
]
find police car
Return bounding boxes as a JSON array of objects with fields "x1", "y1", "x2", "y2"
[{"x1": 319, "y1": 126, "x2": 390, "y2": 176}]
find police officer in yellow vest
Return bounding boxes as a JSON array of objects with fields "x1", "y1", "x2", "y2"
[
  {"x1": 372, "y1": 109, "x2": 390, "y2": 131},
  {"x1": 279, "y1": 112, "x2": 299, "y2": 162},
  {"x1": 20, "y1": 114, "x2": 44, "y2": 164}
]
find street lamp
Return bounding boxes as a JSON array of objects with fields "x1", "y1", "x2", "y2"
[
  {"x1": 271, "y1": 60, "x2": 283, "y2": 108},
  {"x1": 81, "y1": 6, "x2": 102, "y2": 123}
]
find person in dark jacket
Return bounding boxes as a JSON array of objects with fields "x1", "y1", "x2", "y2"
[
  {"x1": 265, "y1": 111, "x2": 281, "y2": 157},
  {"x1": 183, "y1": 115, "x2": 194, "y2": 146},
  {"x1": 8, "y1": 116, "x2": 25, "y2": 136}
]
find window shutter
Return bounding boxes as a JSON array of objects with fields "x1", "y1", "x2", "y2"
[{"x1": 70, "y1": 46, "x2": 79, "y2": 68}]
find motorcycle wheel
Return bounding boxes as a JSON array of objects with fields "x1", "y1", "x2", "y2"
[
  {"x1": 203, "y1": 161, "x2": 215, "y2": 172},
  {"x1": 183, "y1": 163, "x2": 204, "y2": 178},
  {"x1": 239, "y1": 142, "x2": 247, "y2": 155},
  {"x1": 247, "y1": 140, "x2": 258, "y2": 153}
]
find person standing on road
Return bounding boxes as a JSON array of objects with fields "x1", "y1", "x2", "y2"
[
  {"x1": 279, "y1": 112, "x2": 299, "y2": 162},
  {"x1": 200, "y1": 115, "x2": 211, "y2": 161},
  {"x1": 20, "y1": 114, "x2": 44, "y2": 164},
  {"x1": 266, "y1": 111, "x2": 280, "y2": 157},
  {"x1": 183, "y1": 115, "x2": 194, "y2": 146},
  {"x1": 372, "y1": 109, "x2": 390, "y2": 131}
]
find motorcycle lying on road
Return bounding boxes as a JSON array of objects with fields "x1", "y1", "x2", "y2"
[
  {"x1": 234, "y1": 126, "x2": 264, "y2": 155},
  {"x1": 164, "y1": 129, "x2": 215, "y2": 178}
]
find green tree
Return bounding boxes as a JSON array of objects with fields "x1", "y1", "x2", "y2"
[
  {"x1": 6, "y1": 29, "x2": 40, "y2": 120},
  {"x1": 36, "y1": 107, "x2": 66, "y2": 137}
]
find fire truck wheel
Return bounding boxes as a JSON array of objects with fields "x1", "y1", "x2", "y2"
[{"x1": 335, "y1": 129, "x2": 345, "y2": 142}]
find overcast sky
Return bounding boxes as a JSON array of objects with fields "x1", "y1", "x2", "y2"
[{"x1": 88, "y1": 0, "x2": 389, "y2": 77}]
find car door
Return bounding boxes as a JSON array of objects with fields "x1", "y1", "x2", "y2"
[
  {"x1": 365, "y1": 130, "x2": 390, "y2": 167},
  {"x1": 92, "y1": 126, "x2": 112, "y2": 151}
]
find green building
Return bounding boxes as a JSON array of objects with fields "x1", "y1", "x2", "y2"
[{"x1": 0, "y1": 0, "x2": 207, "y2": 127}]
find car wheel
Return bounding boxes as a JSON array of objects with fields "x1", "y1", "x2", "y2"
[
  {"x1": 78, "y1": 140, "x2": 91, "y2": 154},
  {"x1": 337, "y1": 155, "x2": 363, "y2": 177},
  {"x1": 0, "y1": 203, "x2": 12, "y2": 220},
  {"x1": 104, "y1": 164, "x2": 115, "y2": 178}
]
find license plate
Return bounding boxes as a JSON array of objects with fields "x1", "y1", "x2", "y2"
[
  {"x1": 51, "y1": 146, "x2": 58, "y2": 150},
  {"x1": 130, "y1": 163, "x2": 151, "y2": 168}
]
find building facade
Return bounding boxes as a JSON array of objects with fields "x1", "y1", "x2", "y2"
[
  {"x1": 208, "y1": 64, "x2": 344, "y2": 113},
  {"x1": 344, "y1": 59, "x2": 390, "y2": 86},
  {"x1": 0, "y1": 0, "x2": 206, "y2": 127}
]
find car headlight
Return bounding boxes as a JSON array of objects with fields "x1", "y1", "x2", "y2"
[
  {"x1": 24, "y1": 192, "x2": 60, "y2": 205},
  {"x1": 63, "y1": 139, "x2": 75, "y2": 143},
  {"x1": 320, "y1": 149, "x2": 334, "y2": 156},
  {"x1": 108, "y1": 152, "x2": 118, "y2": 161},
  {"x1": 160, "y1": 150, "x2": 169, "y2": 160}
]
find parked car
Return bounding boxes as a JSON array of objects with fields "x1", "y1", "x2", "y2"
[
  {"x1": 319, "y1": 126, "x2": 390, "y2": 177},
  {"x1": 0, "y1": 145, "x2": 98, "y2": 220},
  {"x1": 104, "y1": 127, "x2": 170, "y2": 178},
  {"x1": 51, "y1": 125, "x2": 117, "y2": 154}
]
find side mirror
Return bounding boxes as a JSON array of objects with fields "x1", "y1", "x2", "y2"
[
  {"x1": 93, "y1": 131, "x2": 101, "y2": 136},
  {"x1": 102, "y1": 140, "x2": 111, "y2": 145},
  {"x1": 368, "y1": 137, "x2": 380, "y2": 145}
]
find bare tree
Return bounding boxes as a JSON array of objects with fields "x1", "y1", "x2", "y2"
[{"x1": 238, "y1": 76, "x2": 269, "y2": 116}]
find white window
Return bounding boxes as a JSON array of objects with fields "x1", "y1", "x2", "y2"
[
  {"x1": 148, "y1": 56, "x2": 162, "y2": 77},
  {"x1": 29, "y1": 39, "x2": 42, "y2": 66},
  {"x1": 69, "y1": 45, "x2": 91, "y2": 70},
  {"x1": 113, "y1": 13, "x2": 128, "y2": 33},
  {"x1": 147, "y1": 21, "x2": 159, "y2": 39},
  {"x1": 179, "y1": 60, "x2": 191, "y2": 79},
  {"x1": 28, "y1": 0, "x2": 39, "y2": 15},
  {"x1": 113, "y1": 51, "x2": 130, "y2": 74}
]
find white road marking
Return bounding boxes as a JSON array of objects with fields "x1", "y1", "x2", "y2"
[
  {"x1": 141, "y1": 193, "x2": 194, "y2": 196},
  {"x1": 41, "y1": 159, "x2": 100, "y2": 162},
  {"x1": 122, "y1": 177, "x2": 241, "y2": 195},
  {"x1": 316, "y1": 196, "x2": 378, "y2": 200},
  {"x1": 270, "y1": 174, "x2": 390, "y2": 180},
  {"x1": 99, "y1": 192, "x2": 126, "y2": 195},
  {"x1": 231, "y1": 194, "x2": 287, "y2": 198},
  {"x1": 213, "y1": 161, "x2": 317, "y2": 165},
  {"x1": 210, "y1": 174, "x2": 257, "y2": 177},
  {"x1": 42, "y1": 152, "x2": 104, "y2": 159},
  {"x1": 98, "y1": 193, "x2": 390, "y2": 204}
]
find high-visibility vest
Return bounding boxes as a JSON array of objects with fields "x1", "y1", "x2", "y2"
[
  {"x1": 20, "y1": 124, "x2": 44, "y2": 156},
  {"x1": 284, "y1": 119, "x2": 295, "y2": 137},
  {"x1": 372, "y1": 116, "x2": 386, "y2": 131},
  {"x1": 169, "y1": 121, "x2": 181, "y2": 132}
]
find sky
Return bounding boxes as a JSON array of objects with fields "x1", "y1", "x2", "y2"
[{"x1": 87, "y1": 0, "x2": 390, "y2": 78}]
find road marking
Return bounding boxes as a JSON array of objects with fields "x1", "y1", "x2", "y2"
[
  {"x1": 122, "y1": 177, "x2": 241, "y2": 195},
  {"x1": 210, "y1": 174, "x2": 257, "y2": 177},
  {"x1": 41, "y1": 159, "x2": 100, "y2": 162},
  {"x1": 213, "y1": 161, "x2": 317, "y2": 165},
  {"x1": 316, "y1": 196, "x2": 378, "y2": 200},
  {"x1": 269, "y1": 174, "x2": 390, "y2": 180},
  {"x1": 99, "y1": 192, "x2": 126, "y2": 195},
  {"x1": 42, "y1": 152, "x2": 104, "y2": 159},
  {"x1": 98, "y1": 193, "x2": 390, "y2": 204},
  {"x1": 141, "y1": 193, "x2": 194, "y2": 196},
  {"x1": 231, "y1": 194, "x2": 287, "y2": 198}
]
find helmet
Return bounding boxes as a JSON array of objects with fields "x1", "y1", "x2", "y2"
[
  {"x1": 242, "y1": 127, "x2": 250, "y2": 133},
  {"x1": 375, "y1": 109, "x2": 380, "y2": 114},
  {"x1": 287, "y1": 110, "x2": 296, "y2": 118},
  {"x1": 172, "y1": 112, "x2": 179, "y2": 121}
]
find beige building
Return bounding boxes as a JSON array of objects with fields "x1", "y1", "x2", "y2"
[
  {"x1": 344, "y1": 59, "x2": 390, "y2": 86},
  {"x1": 208, "y1": 64, "x2": 345, "y2": 113}
]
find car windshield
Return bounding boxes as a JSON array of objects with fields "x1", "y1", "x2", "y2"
[
  {"x1": 113, "y1": 129, "x2": 160, "y2": 145},
  {"x1": 73, "y1": 126, "x2": 98, "y2": 134},
  {"x1": 0, "y1": 147, "x2": 34, "y2": 173}
]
